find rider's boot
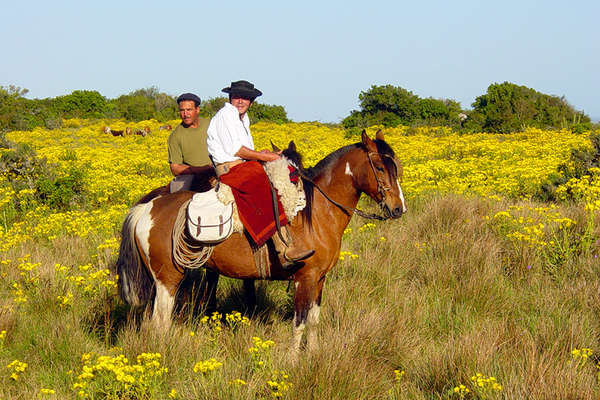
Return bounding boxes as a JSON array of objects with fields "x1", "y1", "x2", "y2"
[{"x1": 272, "y1": 226, "x2": 314, "y2": 270}]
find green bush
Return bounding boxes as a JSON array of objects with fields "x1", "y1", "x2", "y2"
[
  {"x1": 0, "y1": 143, "x2": 48, "y2": 190},
  {"x1": 536, "y1": 133, "x2": 600, "y2": 201},
  {"x1": 571, "y1": 122, "x2": 593, "y2": 134},
  {"x1": 248, "y1": 102, "x2": 289, "y2": 123},
  {"x1": 111, "y1": 87, "x2": 178, "y2": 122},
  {"x1": 52, "y1": 90, "x2": 110, "y2": 119},
  {"x1": 342, "y1": 84, "x2": 463, "y2": 131},
  {"x1": 470, "y1": 82, "x2": 590, "y2": 133},
  {"x1": 199, "y1": 97, "x2": 290, "y2": 123},
  {"x1": 35, "y1": 167, "x2": 86, "y2": 210}
]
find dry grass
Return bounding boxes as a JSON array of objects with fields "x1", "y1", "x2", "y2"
[{"x1": 1, "y1": 193, "x2": 599, "y2": 398}]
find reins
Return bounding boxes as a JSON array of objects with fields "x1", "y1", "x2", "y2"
[
  {"x1": 296, "y1": 168, "x2": 387, "y2": 221},
  {"x1": 296, "y1": 150, "x2": 401, "y2": 221}
]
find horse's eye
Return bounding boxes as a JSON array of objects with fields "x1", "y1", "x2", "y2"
[{"x1": 376, "y1": 166, "x2": 384, "y2": 172}]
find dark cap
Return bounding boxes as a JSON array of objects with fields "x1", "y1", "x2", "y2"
[
  {"x1": 222, "y1": 80, "x2": 262, "y2": 99},
  {"x1": 176, "y1": 93, "x2": 201, "y2": 106}
]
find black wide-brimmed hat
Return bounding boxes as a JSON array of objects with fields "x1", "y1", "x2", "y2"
[{"x1": 222, "y1": 80, "x2": 262, "y2": 99}]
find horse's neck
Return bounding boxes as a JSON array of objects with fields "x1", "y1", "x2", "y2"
[{"x1": 311, "y1": 156, "x2": 361, "y2": 233}]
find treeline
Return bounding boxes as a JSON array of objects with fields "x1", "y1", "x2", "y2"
[
  {"x1": 1, "y1": 82, "x2": 594, "y2": 134},
  {"x1": 0, "y1": 86, "x2": 289, "y2": 132},
  {"x1": 343, "y1": 82, "x2": 593, "y2": 134}
]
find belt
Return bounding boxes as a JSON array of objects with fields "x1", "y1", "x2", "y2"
[{"x1": 215, "y1": 159, "x2": 244, "y2": 177}]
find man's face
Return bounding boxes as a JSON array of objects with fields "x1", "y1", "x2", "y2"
[
  {"x1": 230, "y1": 96, "x2": 252, "y2": 116},
  {"x1": 178, "y1": 100, "x2": 200, "y2": 127}
]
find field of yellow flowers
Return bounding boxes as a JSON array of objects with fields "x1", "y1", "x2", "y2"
[
  {"x1": 1, "y1": 120, "x2": 600, "y2": 398},
  {"x1": 2, "y1": 119, "x2": 597, "y2": 253}
]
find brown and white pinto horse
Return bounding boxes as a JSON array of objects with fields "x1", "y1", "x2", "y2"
[{"x1": 116, "y1": 130, "x2": 406, "y2": 356}]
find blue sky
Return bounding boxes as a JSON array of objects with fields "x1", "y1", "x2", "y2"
[{"x1": 2, "y1": 1, "x2": 598, "y2": 122}]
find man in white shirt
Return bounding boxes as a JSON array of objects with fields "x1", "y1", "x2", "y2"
[
  {"x1": 207, "y1": 82, "x2": 280, "y2": 172},
  {"x1": 207, "y1": 80, "x2": 314, "y2": 269}
]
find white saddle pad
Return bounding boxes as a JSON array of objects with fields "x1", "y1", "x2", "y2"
[{"x1": 187, "y1": 189, "x2": 234, "y2": 243}]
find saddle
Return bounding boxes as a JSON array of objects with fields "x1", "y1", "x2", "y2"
[{"x1": 184, "y1": 157, "x2": 305, "y2": 244}]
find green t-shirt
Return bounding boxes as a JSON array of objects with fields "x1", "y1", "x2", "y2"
[{"x1": 167, "y1": 119, "x2": 211, "y2": 167}]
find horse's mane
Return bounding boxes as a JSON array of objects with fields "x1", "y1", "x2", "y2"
[{"x1": 304, "y1": 143, "x2": 362, "y2": 180}]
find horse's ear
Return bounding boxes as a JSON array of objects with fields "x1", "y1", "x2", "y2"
[
  {"x1": 361, "y1": 130, "x2": 377, "y2": 151},
  {"x1": 271, "y1": 140, "x2": 281, "y2": 152},
  {"x1": 375, "y1": 129, "x2": 385, "y2": 141},
  {"x1": 288, "y1": 140, "x2": 296, "y2": 153}
]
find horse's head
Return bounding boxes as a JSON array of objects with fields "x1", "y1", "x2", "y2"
[
  {"x1": 356, "y1": 130, "x2": 406, "y2": 219},
  {"x1": 271, "y1": 140, "x2": 305, "y2": 171}
]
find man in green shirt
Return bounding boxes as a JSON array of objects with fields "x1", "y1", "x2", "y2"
[{"x1": 168, "y1": 93, "x2": 214, "y2": 192}]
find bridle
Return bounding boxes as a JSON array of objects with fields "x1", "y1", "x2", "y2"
[
  {"x1": 367, "y1": 151, "x2": 401, "y2": 206},
  {"x1": 296, "y1": 150, "x2": 402, "y2": 221}
]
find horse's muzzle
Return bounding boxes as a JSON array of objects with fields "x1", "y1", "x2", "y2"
[{"x1": 383, "y1": 204, "x2": 404, "y2": 219}]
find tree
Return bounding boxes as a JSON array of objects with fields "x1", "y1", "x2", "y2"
[
  {"x1": 110, "y1": 87, "x2": 178, "y2": 122},
  {"x1": 112, "y1": 93, "x2": 155, "y2": 122},
  {"x1": 248, "y1": 102, "x2": 289, "y2": 124},
  {"x1": 0, "y1": 86, "x2": 29, "y2": 131},
  {"x1": 53, "y1": 90, "x2": 109, "y2": 119},
  {"x1": 359, "y1": 85, "x2": 420, "y2": 122},
  {"x1": 469, "y1": 82, "x2": 590, "y2": 133},
  {"x1": 343, "y1": 85, "x2": 463, "y2": 132},
  {"x1": 198, "y1": 97, "x2": 227, "y2": 118}
]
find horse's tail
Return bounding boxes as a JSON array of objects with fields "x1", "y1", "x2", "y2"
[{"x1": 116, "y1": 202, "x2": 154, "y2": 307}]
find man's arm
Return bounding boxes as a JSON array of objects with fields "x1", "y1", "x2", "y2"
[
  {"x1": 235, "y1": 146, "x2": 280, "y2": 162},
  {"x1": 170, "y1": 163, "x2": 214, "y2": 176}
]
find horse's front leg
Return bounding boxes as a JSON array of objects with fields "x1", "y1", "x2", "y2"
[
  {"x1": 291, "y1": 273, "x2": 320, "y2": 360},
  {"x1": 306, "y1": 276, "x2": 326, "y2": 353},
  {"x1": 198, "y1": 269, "x2": 220, "y2": 315}
]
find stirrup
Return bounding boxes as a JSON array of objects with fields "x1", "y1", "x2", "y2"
[
  {"x1": 281, "y1": 249, "x2": 315, "y2": 270},
  {"x1": 284, "y1": 249, "x2": 315, "y2": 263}
]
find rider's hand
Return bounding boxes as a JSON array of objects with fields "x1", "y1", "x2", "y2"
[{"x1": 262, "y1": 151, "x2": 280, "y2": 162}]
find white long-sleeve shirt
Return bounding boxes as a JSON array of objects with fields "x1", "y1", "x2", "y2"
[{"x1": 206, "y1": 102, "x2": 254, "y2": 164}]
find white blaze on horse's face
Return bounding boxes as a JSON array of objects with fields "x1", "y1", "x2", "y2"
[
  {"x1": 370, "y1": 152, "x2": 406, "y2": 218},
  {"x1": 397, "y1": 180, "x2": 407, "y2": 213}
]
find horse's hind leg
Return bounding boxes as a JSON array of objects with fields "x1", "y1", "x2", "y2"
[{"x1": 150, "y1": 280, "x2": 176, "y2": 330}]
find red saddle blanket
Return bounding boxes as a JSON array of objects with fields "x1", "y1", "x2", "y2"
[{"x1": 219, "y1": 161, "x2": 288, "y2": 246}]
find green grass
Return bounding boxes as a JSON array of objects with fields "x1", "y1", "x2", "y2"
[{"x1": 1, "y1": 193, "x2": 600, "y2": 399}]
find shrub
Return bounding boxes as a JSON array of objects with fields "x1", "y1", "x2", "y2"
[
  {"x1": 35, "y1": 167, "x2": 86, "y2": 210},
  {"x1": 52, "y1": 90, "x2": 110, "y2": 119},
  {"x1": 470, "y1": 82, "x2": 590, "y2": 133},
  {"x1": 111, "y1": 87, "x2": 178, "y2": 122},
  {"x1": 248, "y1": 102, "x2": 289, "y2": 124},
  {"x1": 198, "y1": 96, "x2": 290, "y2": 123},
  {"x1": 0, "y1": 143, "x2": 48, "y2": 190},
  {"x1": 536, "y1": 133, "x2": 600, "y2": 201},
  {"x1": 342, "y1": 84, "x2": 463, "y2": 131}
]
